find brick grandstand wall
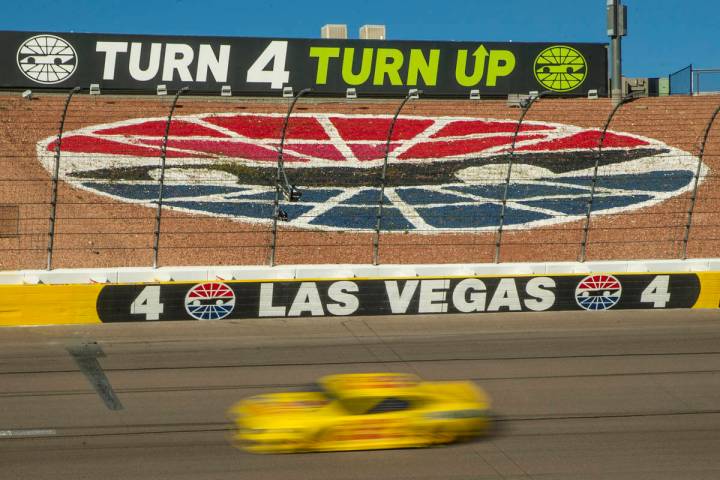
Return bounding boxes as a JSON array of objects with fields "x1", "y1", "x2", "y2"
[{"x1": 0, "y1": 93, "x2": 717, "y2": 270}]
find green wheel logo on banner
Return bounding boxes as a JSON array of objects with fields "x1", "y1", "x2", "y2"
[{"x1": 534, "y1": 45, "x2": 587, "y2": 92}]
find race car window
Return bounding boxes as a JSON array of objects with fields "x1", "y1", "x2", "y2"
[{"x1": 365, "y1": 397, "x2": 411, "y2": 414}]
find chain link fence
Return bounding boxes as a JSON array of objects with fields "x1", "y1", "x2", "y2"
[{"x1": 0, "y1": 91, "x2": 718, "y2": 270}]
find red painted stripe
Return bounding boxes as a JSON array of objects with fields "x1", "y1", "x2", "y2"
[
  {"x1": 331, "y1": 117, "x2": 433, "y2": 141},
  {"x1": 516, "y1": 131, "x2": 648, "y2": 151},
  {"x1": 399, "y1": 134, "x2": 544, "y2": 159},
  {"x1": 95, "y1": 120, "x2": 229, "y2": 138},
  {"x1": 432, "y1": 120, "x2": 554, "y2": 138},
  {"x1": 48, "y1": 135, "x2": 197, "y2": 158},
  {"x1": 204, "y1": 115, "x2": 329, "y2": 140}
]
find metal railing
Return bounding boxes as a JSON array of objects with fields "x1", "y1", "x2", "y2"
[{"x1": 670, "y1": 65, "x2": 720, "y2": 95}]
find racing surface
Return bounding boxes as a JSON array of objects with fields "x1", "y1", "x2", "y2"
[{"x1": 2, "y1": 310, "x2": 720, "y2": 479}]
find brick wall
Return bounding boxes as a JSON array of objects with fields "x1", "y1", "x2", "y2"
[{"x1": 0, "y1": 93, "x2": 717, "y2": 269}]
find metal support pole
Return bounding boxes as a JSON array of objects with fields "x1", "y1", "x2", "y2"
[
  {"x1": 373, "y1": 91, "x2": 417, "y2": 266},
  {"x1": 579, "y1": 94, "x2": 633, "y2": 262},
  {"x1": 269, "y1": 88, "x2": 312, "y2": 267},
  {"x1": 608, "y1": 0, "x2": 626, "y2": 106},
  {"x1": 152, "y1": 87, "x2": 188, "y2": 269},
  {"x1": 681, "y1": 103, "x2": 720, "y2": 259},
  {"x1": 494, "y1": 92, "x2": 548, "y2": 264},
  {"x1": 46, "y1": 86, "x2": 81, "y2": 270},
  {"x1": 611, "y1": 32, "x2": 622, "y2": 105}
]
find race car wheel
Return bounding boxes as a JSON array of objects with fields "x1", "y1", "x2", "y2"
[{"x1": 432, "y1": 427, "x2": 456, "y2": 446}]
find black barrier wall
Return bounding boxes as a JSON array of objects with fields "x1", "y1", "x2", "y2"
[
  {"x1": 96, "y1": 274, "x2": 701, "y2": 322},
  {"x1": 2, "y1": 31, "x2": 608, "y2": 96}
]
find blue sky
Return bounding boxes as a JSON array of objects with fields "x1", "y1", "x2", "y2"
[{"x1": 1, "y1": 0, "x2": 717, "y2": 77}]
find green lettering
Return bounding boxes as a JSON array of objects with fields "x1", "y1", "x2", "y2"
[
  {"x1": 309, "y1": 47, "x2": 340, "y2": 85},
  {"x1": 486, "y1": 50, "x2": 516, "y2": 87},
  {"x1": 455, "y1": 45, "x2": 488, "y2": 87},
  {"x1": 407, "y1": 49, "x2": 439, "y2": 86},
  {"x1": 373, "y1": 48, "x2": 404, "y2": 86},
  {"x1": 341, "y1": 48, "x2": 374, "y2": 85}
]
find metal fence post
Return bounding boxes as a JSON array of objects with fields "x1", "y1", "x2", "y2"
[
  {"x1": 46, "y1": 86, "x2": 81, "y2": 270},
  {"x1": 579, "y1": 94, "x2": 633, "y2": 262},
  {"x1": 373, "y1": 90, "x2": 417, "y2": 266},
  {"x1": 681, "y1": 103, "x2": 720, "y2": 259},
  {"x1": 269, "y1": 88, "x2": 312, "y2": 267},
  {"x1": 494, "y1": 91, "x2": 548, "y2": 263},
  {"x1": 152, "y1": 87, "x2": 188, "y2": 269}
]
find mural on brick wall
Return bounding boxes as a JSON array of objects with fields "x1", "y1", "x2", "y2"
[{"x1": 37, "y1": 113, "x2": 706, "y2": 232}]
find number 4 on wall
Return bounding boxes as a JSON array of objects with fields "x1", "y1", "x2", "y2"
[
  {"x1": 246, "y1": 41, "x2": 290, "y2": 89},
  {"x1": 130, "y1": 285, "x2": 165, "y2": 320},
  {"x1": 640, "y1": 275, "x2": 671, "y2": 308}
]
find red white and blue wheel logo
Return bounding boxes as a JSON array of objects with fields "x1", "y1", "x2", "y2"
[
  {"x1": 575, "y1": 274, "x2": 622, "y2": 311},
  {"x1": 184, "y1": 282, "x2": 236, "y2": 320},
  {"x1": 37, "y1": 113, "x2": 707, "y2": 233}
]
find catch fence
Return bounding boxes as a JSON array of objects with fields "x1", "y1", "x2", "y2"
[{"x1": 0, "y1": 91, "x2": 718, "y2": 270}]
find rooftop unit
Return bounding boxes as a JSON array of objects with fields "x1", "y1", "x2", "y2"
[
  {"x1": 321, "y1": 24, "x2": 348, "y2": 39},
  {"x1": 359, "y1": 24, "x2": 386, "y2": 40}
]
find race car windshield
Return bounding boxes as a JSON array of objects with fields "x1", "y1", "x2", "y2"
[{"x1": 365, "y1": 397, "x2": 411, "y2": 414}]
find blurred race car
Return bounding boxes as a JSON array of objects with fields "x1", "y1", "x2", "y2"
[{"x1": 228, "y1": 372, "x2": 492, "y2": 453}]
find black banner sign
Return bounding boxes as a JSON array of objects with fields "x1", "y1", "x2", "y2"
[
  {"x1": 1, "y1": 31, "x2": 608, "y2": 96},
  {"x1": 96, "y1": 274, "x2": 699, "y2": 322}
]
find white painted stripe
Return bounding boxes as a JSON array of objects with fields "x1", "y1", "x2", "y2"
[{"x1": 0, "y1": 429, "x2": 56, "y2": 438}]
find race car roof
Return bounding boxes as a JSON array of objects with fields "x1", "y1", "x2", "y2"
[{"x1": 320, "y1": 373, "x2": 421, "y2": 398}]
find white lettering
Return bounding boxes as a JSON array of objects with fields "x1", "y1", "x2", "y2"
[
  {"x1": 162, "y1": 43, "x2": 194, "y2": 82},
  {"x1": 524, "y1": 277, "x2": 556, "y2": 311},
  {"x1": 487, "y1": 278, "x2": 522, "y2": 311},
  {"x1": 258, "y1": 283, "x2": 286, "y2": 317},
  {"x1": 288, "y1": 282, "x2": 324, "y2": 317},
  {"x1": 326, "y1": 281, "x2": 360, "y2": 316},
  {"x1": 418, "y1": 280, "x2": 449, "y2": 313},
  {"x1": 96, "y1": 41, "x2": 128, "y2": 80},
  {"x1": 452, "y1": 278, "x2": 487, "y2": 313},
  {"x1": 196, "y1": 44, "x2": 230, "y2": 82},
  {"x1": 385, "y1": 280, "x2": 419, "y2": 314},
  {"x1": 129, "y1": 42, "x2": 162, "y2": 81}
]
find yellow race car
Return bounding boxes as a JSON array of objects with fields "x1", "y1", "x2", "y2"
[{"x1": 228, "y1": 372, "x2": 492, "y2": 453}]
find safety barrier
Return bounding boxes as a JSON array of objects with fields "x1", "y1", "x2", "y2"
[{"x1": 1, "y1": 260, "x2": 718, "y2": 326}]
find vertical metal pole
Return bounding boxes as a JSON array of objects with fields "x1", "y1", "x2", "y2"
[
  {"x1": 269, "y1": 88, "x2": 312, "y2": 267},
  {"x1": 681, "y1": 103, "x2": 720, "y2": 259},
  {"x1": 691, "y1": 66, "x2": 695, "y2": 96},
  {"x1": 608, "y1": 0, "x2": 625, "y2": 106},
  {"x1": 152, "y1": 87, "x2": 188, "y2": 269},
  {"x1": 579, "y1": 94, "x2": 632, "y2": 262},
  {"x1": 494, "y1": 92, "x2": 547, "y2": 263},
  {"x1": 47, "y1": 86, "x2": 81, "y2": 270},
  {"x1": 373, "y1": 91, "x2": 415, "y2": 266},
  {"x1": 611, "y1": 32, "x2": 622, "y2": 105}
]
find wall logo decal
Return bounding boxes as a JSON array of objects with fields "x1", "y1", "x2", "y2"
[
  {"x1": 37, "y1": 113, "x2": 705, "y2": 233},
  {"x1": 17, "y1": 34, "x2": 77, "y2": 84},
  {"x1": 184, "y1": 282, "x2": 236, "y2": 320},
  {"x1": 575, "y1": 274, "x2": 622, "y2": 310},
  {"x1": 534, "y1": 45, "x2": 587, "y2": 92}
]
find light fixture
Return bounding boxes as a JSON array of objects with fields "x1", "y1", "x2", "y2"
[
  {"x1": 408, "y1": 88, "x2": 420, "y2": 99},
  {"x1": 282, "y1": 86, "x2": 294, "y2": 98},
  {"x1": 587, "y1": 89, "x2": 599, "y2": 99},
  {"x1": 220, "y1": 85, "x2": 232, "y2": 96},
  {"x1": 469, "y1": 89, "x2": 481, "y2": 100},
  {"x1": 21, "y1": 89, "x2": 32, "y2": 100},
  {"x1": 346, "y1": 87, "x2": 357, "y2": 99},
  {"x1": 89, "y1": 84, "x2": 101, "y2": 95},
  {"x1": 156, "y1": 84, "x2": 168, "y2": 96}
]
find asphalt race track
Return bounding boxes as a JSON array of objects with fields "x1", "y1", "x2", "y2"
[{"x1": 2, "y1": 310, "x2": 720, "y2": 480}]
